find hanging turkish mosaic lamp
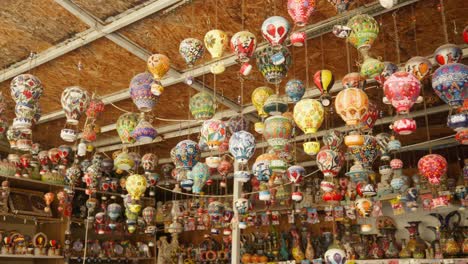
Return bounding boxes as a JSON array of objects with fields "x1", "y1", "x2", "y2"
[
  {"x1": 293, "y1": 98, "x2": 324, "y2": 134},
  {"x1": 131, "y1": 114, "x2": 157, "y2": 144},
  {"x1": 360, "y1": 52, "x2": 384, "y2": 79},
  {"x1": 418, "y1": 154, "x2": 447, "y2": 186},
  {"x1": 432, "y1": 63, "x2": 468, "y2": 109},
  {"x1": 342, "y1": 72, "x2": 366, "y2": 89},
  {"x1": 255, "y1": 45, "x2": 292, "y2": 84},
  {"x1": 179, "y1": 38, "x2": 204, "y2": 67},
  {"x1": 189, "y1": 92, "x2": 216, "y2": 120},
  {"x1": 147, "y1": 54, "x2": 170, "y2": 81},
  {"x1": 86, "y1": 96, "x2": 105, "y2": 120},
  {"x1": 346, "y1": 14, "x2": 379, "y2": 51},
  {"x1": 126, "y1": 174, "x2": 147, "y2": 200},
  {"x1": 10, "y1": 74, "x2": 43, "y2": 103},
  {"x1": 285, "y1": 79, "x2": 305, "y2": 103},
  {"x1": 404, "y1": 56, "x2": 432, "y2": 81},
  {"x1": 129, "y1": 72, "x2": 159, "y2": 112},
  {"x1": 204, "y1": 29, "x2": 228, "y2": 74},
  {"x1": 287, "y1": 0, "x2": 315, "y2": 26},
  {"x1": 61, "y1": 86, "x2": 90, "y2": 125},
  {"x1": 174, "y1": 139, "x2": 200, "y2": 170},
  {"x1": 335, "y1": 87, "x2": 369, "y2": 126},
  {"x1": 264, "y1": 115, "x2": 293, "y2": 149},
  {"x1": 316, "y1": 148, "x2": 344, "y2": 177},
  {"x1": 229, "y1": 130, "x2": 256, "y2": 164},
  {"x1": 188, "y1": 162, "x2": 210, "y2": 194},
  {"x1": 314, "y1": 69, "x2": 335, "y2": 107},
  {"x1": 261, "y1": 16, "x2": 291, "y2": 48},
  {"x1": 375, "y1": 61, "x2": 399, "y2": 85},
  {"x1": 263, "y1": 94, "x2": 288, "y2": 116},
  {"x1": 252, "y1": 86, "x2": 274, "y2": 118},
  {"x1": 434, "y1": 44, "x2": 463, "y2": 66},
  {"x1": 200, "y1": 119, "x2": 227, "y2": 150},
  {"x1": 383, "y1": 71, "x2": 422, "y2": 114},
  {"x1": 116, "y1": 112, "x2": 139, "y2": 144},
  {"x1": 230, "y1": 31, "x2": 257, "y2": 62},
  {"x1": 360, "y1": 100, "x2": 379, "y2": 132}
]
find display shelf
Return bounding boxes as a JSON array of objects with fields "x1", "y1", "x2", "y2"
[
  {"x1": 69, "y1": 257, "x2": 153, "y2": 261},
  {"x1": 0, "y1": 174, "x2": 152, "y2": 201},
  {"x1": 0, "y1": 254, "x2": 63, "y2": 259},
  {"x1": 352, "y1": 258, "x2": 468, "y2": 264},
  {"x1": 0, "y1": 212, "x2": 64, "y2": 224}
]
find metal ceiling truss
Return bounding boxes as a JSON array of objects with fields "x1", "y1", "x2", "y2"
[{"x1": 32, "y1": 0, "x2": 422, "y2": 124}]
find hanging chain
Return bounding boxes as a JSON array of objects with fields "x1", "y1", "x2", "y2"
[
  {"x1": 411, "y1": 5, "x2": 419, "y2": 55},
  {"x1": 439, "y1": 0, "x2": 449, "y2": 43},
  {"x1": 392, "y1": 12, "x2": 401, "y2": 64}
]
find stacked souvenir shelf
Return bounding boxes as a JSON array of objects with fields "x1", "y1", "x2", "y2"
[{"x1": 0, "y1": 173, "x2": 156, "y2": 263}]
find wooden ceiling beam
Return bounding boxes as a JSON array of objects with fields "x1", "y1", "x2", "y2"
[
  {"x1": 38, "y1": 0, "x2": 421, "y2": 124},
  {"x1": 0, "y1": 0, "x2": 185, "y2": 84},
  {"x1": 49, "y1": 0, "x2": 258, "y2": 124}
]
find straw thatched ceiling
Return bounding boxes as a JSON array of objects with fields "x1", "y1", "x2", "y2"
[{"x1": 0, "y1": 0, "x2": 467, "y2": 161}]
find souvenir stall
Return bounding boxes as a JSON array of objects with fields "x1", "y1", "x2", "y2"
[{"x1": 0, "y1": 0, "x2": 467, "y2": 264}]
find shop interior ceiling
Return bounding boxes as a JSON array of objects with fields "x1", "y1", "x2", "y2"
[{"x1": 0, "y1": 0, "x2": 467, "y2": 168}]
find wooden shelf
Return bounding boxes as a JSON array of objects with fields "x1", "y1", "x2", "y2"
[
  {"x1": 0, "y1": 254, "x2": 63, "y2": 259},
  {"x1": 69, "y1": 257, "x2": 153, "y2": 261},
  {"x1": 0, "y1": 212, "x2": 63, "y2": 224},
  {"x1": 0, "y1": 174, "x2": 152, "y2": 201},
  {"x1": 352, "y1": 258, "x2": 468, "y2": 264}
]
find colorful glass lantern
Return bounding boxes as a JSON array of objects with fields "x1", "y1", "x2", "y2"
[
  {"x1": 323, "y1": 130, "x2": 343, "y2": 150},
  {"x1": 189, "y1": 92, "x2": 216, "y2": 120},
  {"x1": 227, "y1": 116, "x2": 250, "y2": 134},
  {"x1": 261, "y1": 16, "x2": 291, "y2": 48},
  {"x1": 141, "y1": 153, "x2": 158, "y2": 173},
  {"x1": 314, "y1": 70, "x2": 335, "y2": 107},
  {"x1": 360, "y1": 53, "x2": 384, "y2": 79},
  {"x1": 375, "y1": 61, "x2": 398, "y2": 85},
  {"x1": 255, "y1": 46, "x2": 291, "y2": 84},
  {"x1": 383, "y1": 72, "x2": 421, "y2": 114},
  {"x1": 200, "y1": 119, "x2": 227, "y2": 150},
  {"x1": 131, "y1": 117, "x2": 157, "y2": 144},
  {"x1": 263, "y1": 94, "x2": 288, "y2": 116},
  {"x1": 348, "y1": 135, "x2": 379, "y2": 167},
  {"x1": 285, "y1": 79, "x2": 305, "y2": 103},
  {"x1": 179, "y1": 38, "x2": 204, "y2": 67},
  {"x1": 316, "y1": 149, "x2": 344, "y2": 177},
  {"x1": 126, "y1": 174, "x2": 147, "y2": 200},
  {"x1": 116, "y1": 112, "x2": 139, "y2": 144},
  {"x1": 147, "y1": 54, "x2": 170, "y2": 80},
  {"x1": 230, "y1": 31, "x2": 257, "y2": 62},
  {"x1": 342, "y1": 72, "x2": 366, "y2": 89},
  {"x1": 252, "y1": 153, "x2": 274, "y2": 182},
  {"x1": 287, "y1": 0, "x2": 315, "y2": 26},
  {"x1": 293, "y1": 99, "x2": 324, "y2": 134},
  {"x1": 346, "y1": 161, "x2": 369, "y2": 183},
  {"x1": 264, "y1": 115, "x2": 292, "y2": 149},
  {"x1": 234, "y1": 198, "x2": 250, "y2": 216},
  {"x1": 174, "y1": 140, "x2": 200, "y2": 170},
  {"x1": 346, "y1": 14, "x2": 379, "y2": 51},
  {"x1": 204, "y1": 29, "x2": 228, "y2": 74},
  {"x1": 287, "y1": 165, "x2": 305, "y2": 184},
  {"x1": 418, "y1": 154, "x2": 447, "y2": 186},
  {"x1": 142, "y1": 206, "x2": 156, "y2": 232},
  {"x1": 335, "y1": 88, "x2": 369, "y2": 126},
  {"x1": 432, "y1": 63, "x2": 468, "y2": 108},
  {"x1": 188, "y1": 162, "x2": 210, "y2": 194},
  {"x1": 204, "y1": 29, "x2": 228, "y2": 59},
  {"x1": 207, "y1": 201, "x2": 225, "y2": 219},
  {"x1": 252, "y1": 86, "x2": 274, "y2": 118},
  {"x1": 61, "y1": 86, "x2": 90, "y2": 125},
  {"x1": 229, "y1": 131, "x2": 255, "y2": 164},
  {"x1": 129, "y1": 72, "x2": 159, "y2": 112},
  {"x1": 10, "y1": 74, "x2": 43, "y2": 103},
  {"x1": 405, "y1": 56, "x2": 432, "y2": 81},
  {"x1": 360, "y1": 101, "x2": 379, "y2": 131},
  {"x1": 434, "y1": 44, "x2": 463, "y2": 66},
  {"x1": 86, "y1": 97, "x2": 105, "y2": 120}
]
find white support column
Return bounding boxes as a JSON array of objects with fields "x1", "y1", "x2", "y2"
[{"x1": 231, "y1": 161, "x2": 242, "y2": 264}]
